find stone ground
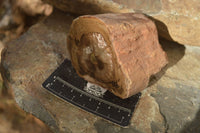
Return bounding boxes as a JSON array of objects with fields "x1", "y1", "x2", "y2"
[{"x1": 1, "y1": 9, "x2": 200, "y2": 133}]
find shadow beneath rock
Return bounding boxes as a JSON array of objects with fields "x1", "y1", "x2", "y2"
[
  {"x1": 150, "y1": 17, "x2": 186, "y2": 68},
  {"x1": 149, "y1": 38, "x2": 185, "y2": 86},
  {"x1": 153, "y1": 18, "x2": 174, "y2": 41},
  {"x1": 181, "y1": 109, "x2": 200, "y2": 133},
  {"x1": 147, "y1": 17, "x2": 186, "y2": 86},
  {"x1": 159, "y1": 38, "x2": 186, "y2": 68}
]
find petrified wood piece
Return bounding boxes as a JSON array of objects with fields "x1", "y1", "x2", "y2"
[{"x1": 67, "y1": 13, "x2": 168, "y2": 99}]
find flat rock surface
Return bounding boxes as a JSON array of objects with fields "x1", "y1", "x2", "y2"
[{"x1": 2, "y1": 10, "x2": 200, "y2": 133}]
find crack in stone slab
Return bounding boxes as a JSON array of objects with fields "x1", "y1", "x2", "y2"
[{"x1": 12, "y1": 86, "x2": 60, "y2": 133}]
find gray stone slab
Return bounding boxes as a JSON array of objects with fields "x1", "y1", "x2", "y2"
[{"x1": 2, "y1": 9, "x2": 200, "y2": 133}]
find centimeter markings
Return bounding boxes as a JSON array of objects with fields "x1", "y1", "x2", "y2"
[
  {"x1": 55, "y1": 76, "x2": 132, "y2": 114},
  {"x1": 49, "y1": 87, "x2": 125, "y2": 124}
]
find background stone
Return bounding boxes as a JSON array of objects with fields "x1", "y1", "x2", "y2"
[
  {"x1": 150, "y1": 40, "x2": 200, "y2": 133},
  {"x1": 2, "y1": 9, "x2": 200, "y2": 133},
  {"x1": 131, "y1": 93, "x2": 166, "y2": 133},
  {"x1": 112, "y1": 0, "x2": 162, "y2": 14},
  {"x1": 43, "y1": 0, "x2": 200, "y2": 46}
]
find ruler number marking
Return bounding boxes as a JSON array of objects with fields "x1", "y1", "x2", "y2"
[{"x1": 56, "y1": 77, "x2": 131, "y2": 113}]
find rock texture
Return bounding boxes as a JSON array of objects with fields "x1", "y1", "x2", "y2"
[
  {"x1": 43, "y1": 0, "x2": 200, "y2": 46},
  {"x1": 2, "y1": 9, "x2": 200, "y2": 133},
  {"x1": 151, "y1": 40, "x2": 200, "y2": 133},
  {"x1": 68, "y1": 13, "x2": 168, "y2": 98}
]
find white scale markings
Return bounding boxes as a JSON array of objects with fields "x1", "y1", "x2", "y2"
[
  {"x1": 56, "y1": 76, "x2": 131, "y2": 114},
  {"x1": 71, "y1": 96, "x2": 75, "y2": 100},
  {"x1": 96, "y1": 106, "x2": 99, "y2": 111},
  {"x1": 47, "y1": 76, "x2": 132, "y2": 124}
]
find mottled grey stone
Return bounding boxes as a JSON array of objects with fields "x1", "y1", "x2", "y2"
[
  {"x1": 152, "y1": 83, "x2": 200, "y2": 133},
  {"x1": 181, "y1": 110, "x2": 200, "y2": 133},
  {"x1": 151, "y1": 121, "x2": 165, "y2": 133},
  {"x1": 94, "y1": 120, "x2": 143, "y2": 133},
  {"x1": 2, "y1": 8, "x2": 200, "y2": 133}
]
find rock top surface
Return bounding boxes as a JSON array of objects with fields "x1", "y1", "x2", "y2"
[{"x1": 2, "y1": 10, "x2": 200, "y2": 133}]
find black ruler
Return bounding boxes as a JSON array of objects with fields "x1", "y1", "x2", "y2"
[{"x1": 42, "y1": 59, "x2": 141, "y2": 127}]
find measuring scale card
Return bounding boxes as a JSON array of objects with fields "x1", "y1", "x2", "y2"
[{"x1": 42, "y1": 59, "x2": 141, "y2": 127}]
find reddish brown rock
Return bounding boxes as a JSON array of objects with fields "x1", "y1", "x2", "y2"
[{"x1": 68, "y1": 13, "x2": 168, "y2": 98}]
